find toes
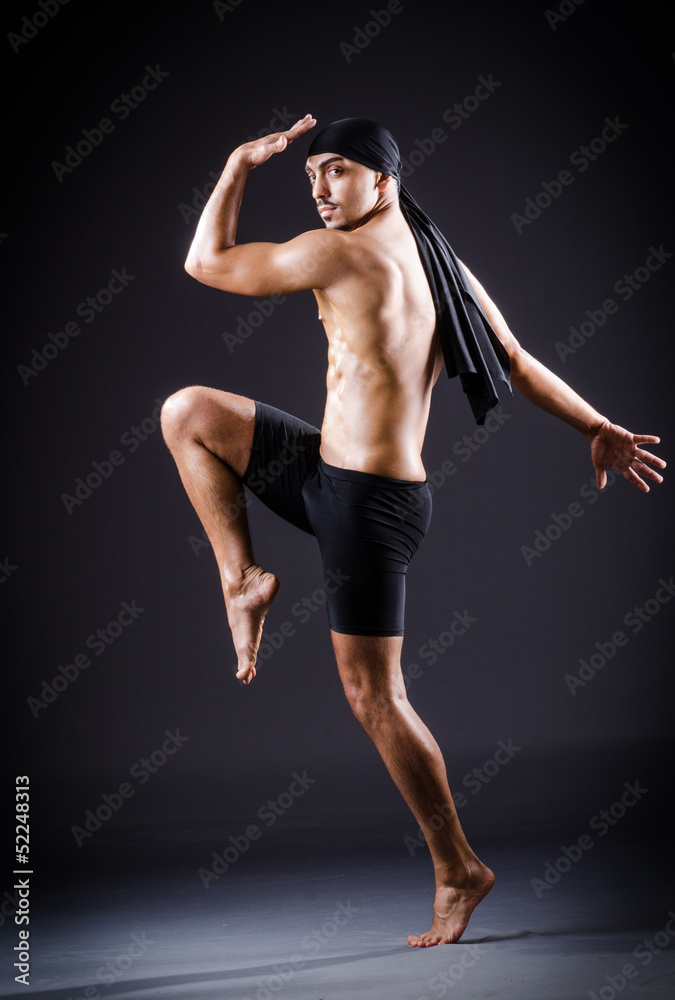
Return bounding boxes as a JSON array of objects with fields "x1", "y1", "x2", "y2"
[{"x1": 407, "y1": 933, "x2": 439, "y2": 947}]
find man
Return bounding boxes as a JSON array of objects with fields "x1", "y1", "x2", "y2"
[{"x1": 161, "y1": 114, "x2": 664, "y2": 946}]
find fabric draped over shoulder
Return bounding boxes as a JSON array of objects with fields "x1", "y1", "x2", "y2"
[{"x1": 307, "y1": 117, "x2": 512, "y2": 424}]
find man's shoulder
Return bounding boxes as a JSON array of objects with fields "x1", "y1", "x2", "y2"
[
  {"x1": 284, "y1": 227, "x2": 360, "y2": 274},
  {"x1": 289, "y1": 227, "x2": 350, "y2": 249}
]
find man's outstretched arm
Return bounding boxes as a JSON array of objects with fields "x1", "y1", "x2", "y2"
[
  {"x1": 459, "y1": 260, "x2": 666, "y2": 493},
  {"x1": 185, "y1": 114, "x2": 344, "y2": 297}
]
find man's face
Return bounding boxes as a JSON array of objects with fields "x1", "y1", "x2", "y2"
[{"x1": 304, "y1": 153, "x2": 385, "y2": 230}]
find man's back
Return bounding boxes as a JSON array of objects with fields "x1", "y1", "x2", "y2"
[{"x1": 316, "y1": 204, "x2": 443, "y2": 481}]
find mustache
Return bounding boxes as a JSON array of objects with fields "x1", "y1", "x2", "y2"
[{"x1": 317, "y1": 200, "x2": 337, "y2": 208}]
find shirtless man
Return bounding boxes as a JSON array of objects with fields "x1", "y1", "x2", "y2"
[{"x1": 160, "y1": 114, "x2": 665, "y2": 947}]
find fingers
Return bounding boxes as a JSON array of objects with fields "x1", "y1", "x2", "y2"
[
  {"x1": 623, "y1": 466, "x2": 650, "y2": 493},
  {"x1": 635, "y1": 447, "x2": 666, "y2": 470},
  {"x1": 633, "y1": 460, "x2": 664, "y2": 484},
  {"x1": 237, "y1": 114, "x2": 316, "y2": 168},
  {"x1": 619, "y1": 453, "x2": 665, "y2": 491},
  {"x1": 628, "y1": 464, "x2": 650, "y2": 489},
  {"x1": 280, "y1": 114, "x2": 317, "y2": 143},
  {"x1": 627, "y1": 445, "x2": 666, "y2": 486}
]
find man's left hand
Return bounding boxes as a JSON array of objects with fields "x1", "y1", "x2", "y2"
[{"x1": 589, "y1": 420, "x2": 665, "y2": 493}]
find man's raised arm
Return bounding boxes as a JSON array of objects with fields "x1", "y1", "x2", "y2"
[
  {"x1": 458, "y1": 260, "x2": 666, "y2": 493},
  {"x1": 185, "y1": 114, "x2": 339, "y2": 298}
]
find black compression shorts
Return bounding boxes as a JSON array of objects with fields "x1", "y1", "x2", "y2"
[{"x1": 241, "y1": 401, "x2": 432, "y2": 636}]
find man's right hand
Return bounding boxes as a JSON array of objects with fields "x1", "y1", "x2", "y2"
[{"x1": 232, "y1": 113, "x2": 316, "y2": 170}]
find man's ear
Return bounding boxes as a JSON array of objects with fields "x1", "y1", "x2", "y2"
[{"x1": 376, "y1": 172, "x2": 393, "y2": 191}]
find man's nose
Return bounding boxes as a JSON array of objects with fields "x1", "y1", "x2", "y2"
[{"x1": 313, "y1": 176, "x2": 330, "y2": 200}]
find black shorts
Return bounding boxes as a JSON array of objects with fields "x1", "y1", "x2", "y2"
[{"x1": 241, "y1": 401, "x2": 432, "y2": 636}]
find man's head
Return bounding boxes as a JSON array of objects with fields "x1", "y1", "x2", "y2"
[{"x1": 305, "y1": 118, "x2": 402, "y2": 231}]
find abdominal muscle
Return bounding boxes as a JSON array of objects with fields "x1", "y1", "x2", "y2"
[{"x1": 317, "y1": 294, "x2": 443, "y2": 482}]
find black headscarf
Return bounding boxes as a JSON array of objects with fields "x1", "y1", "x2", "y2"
[{"x1": 307, "y1": 118, "x2": 512, "y2": 424}]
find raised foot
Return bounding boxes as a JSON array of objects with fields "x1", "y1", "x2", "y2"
[
  {"x1": 223, "y1": 564, "x2": 280, "y2": 685},
  {"x1": 407, "y1": 864, "x2": 495, "y2": 947}
]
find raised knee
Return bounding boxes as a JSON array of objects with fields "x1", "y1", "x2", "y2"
[{"x1": 160, "y1": 386, "x2": 211, "y2": 445}]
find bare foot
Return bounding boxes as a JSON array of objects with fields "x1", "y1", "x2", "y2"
[
  {"x1": 223, "y1": 564, "x2": 280, "y2": 685},
  {"x1": 407, "y1": 864, "x2": 495, "y2": 947}
]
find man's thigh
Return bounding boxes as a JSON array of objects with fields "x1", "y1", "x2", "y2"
[{"x1": 242, "y1": 400, "x2": 321, "y2": 534}]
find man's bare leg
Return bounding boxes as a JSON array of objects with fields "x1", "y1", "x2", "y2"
[
  {"x1": 331, "y1": 631, "x2": 494, "y2": 946},
  {"x1": 161, "y1": 386, "x2": 279, "y2": 684}
]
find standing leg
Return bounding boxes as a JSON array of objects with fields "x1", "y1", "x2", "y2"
[
  {"x1": 161, "y1": 386, "x2": 279, "y2": 684},
  {"x1": 331, "y1": 631, "x2": 494, "y2": 946}
]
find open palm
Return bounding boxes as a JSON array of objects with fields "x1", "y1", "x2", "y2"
[{"x1": 590, "y1": 420, "x2": 665, "y2": 492}]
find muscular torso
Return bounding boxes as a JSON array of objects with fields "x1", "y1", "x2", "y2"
[{"x1": 315, "y1": 207, "x2": 443, "y2": 480}]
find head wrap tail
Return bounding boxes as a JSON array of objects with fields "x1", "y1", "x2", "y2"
[{"x1": 398, "y1": 186, "x2": 512, "y2": 423}]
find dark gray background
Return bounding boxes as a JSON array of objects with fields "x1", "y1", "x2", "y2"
[{"x1": 4, "y1": 0, "x2": 673, "y2": 868}]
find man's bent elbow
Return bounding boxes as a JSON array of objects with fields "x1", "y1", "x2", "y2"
[
  {"x1": 507, "y1": 342, "x2": 536, "y2": 385},
  {"x1": 184, "y1": 247, "x2": 202, "y2": 278},
  {"x1": 184, "y1": 252, "x2": 223, "y2": 286}
]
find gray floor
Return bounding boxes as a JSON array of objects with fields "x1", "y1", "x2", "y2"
[{"x1": 2, "y1": 821, "x2": 674, "y2": 1000}]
